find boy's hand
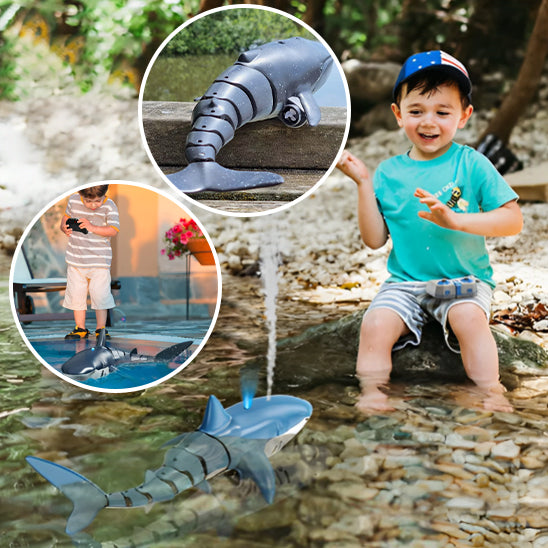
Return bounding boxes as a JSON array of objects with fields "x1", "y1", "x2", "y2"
[
  {"x1": 60, "y1": 219, "x2": 72, "y2": 236},
  {"x1": 337, "y1": 150, "x2": 371, "y2": 186},
  {"x1": 415, "y1": 188, "x2": 459, "y2": 230},
  {"x1": 77, "y1": 218, "x2": 93, "y2": 233}
]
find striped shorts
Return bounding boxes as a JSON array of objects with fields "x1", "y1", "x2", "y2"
[{"x1": 366, "y1": 280, "x2": 493, "y2": 353}]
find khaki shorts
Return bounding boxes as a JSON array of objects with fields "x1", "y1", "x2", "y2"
[
  {"x1": 366, "y1": 280, "x2": 492, "y2": 353},
  {"x1": 63, "y1": 265, "x2": 115, "y2": 311}
]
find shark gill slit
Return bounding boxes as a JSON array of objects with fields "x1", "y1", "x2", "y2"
[
  {"x1": 121, "y1": 492, "x2": 133, "y2": 507},
  {"x1": 235, "y1": 65, "x2": 277, "y2": 116},
  {"x1": 135, "y1": 488, "x2": 154, "y2": 503},
  {"x1": 202, "y1": 431, "x2": 232, "y2": 468},
  {"x1": 174, "y1": 468, "x2": 194, "y2": 484},
  {"x1": 159, "y1": 478, "x2": 179, "y2": 495},
  {"x1": 196, "y1": 454, "x2": 208, "y2": 476},
  {"x1": 219, "y1": 79, "x2": 259, "y2": 120}
]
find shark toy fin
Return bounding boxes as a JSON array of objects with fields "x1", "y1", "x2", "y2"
[
  {"x1": 235, "y1": 449, "x2": 276, "y2": 503},
  {"x1": 198, "y1": 395, "x2": 232, "y2": 435},
  {"x1": 145, "y1": 469, "x2": 155, "y2": 482},
  {"x1": 155, "y1": 340, "x2": 193, "y2": 362},
  {"x1": 167, "y1": 162, "x2": 283, "y2": 193},
  {"x1": 297, "y1": 91, "x2": 321, "y2": 127},
  {"x1": 26, "y1": 456, "x2": 107, "y2": 535},
  {"x1": 96, "y1": 328, "x2": 107, "y2": 347}
]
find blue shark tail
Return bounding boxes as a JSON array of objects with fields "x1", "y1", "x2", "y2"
[
  {"x1": 167, "y1": 162, "x2": 284, "y2": 193},
  {"x1": 26, "y1": 456, "x2": 107, "y2": 535}
]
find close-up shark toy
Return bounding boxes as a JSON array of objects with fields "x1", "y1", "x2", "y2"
[
  {"x1": 61, "y1": 328, "x2": 193, "y2": 381},
  {"x1": 26, "y1": 394, "x2": 313, "y2": 535},
  {"x1": 166, "y1": 36, "x2": 333, "y2": 193}
]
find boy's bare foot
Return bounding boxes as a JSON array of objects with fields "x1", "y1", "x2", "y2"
[
  {"x1": 453, "y1": 383, "x2": 513, "y2": 413},
  {"x1": 356, "y1": 387, "x2": 395, "y2": 413},
  {"x1": 480, "y1": 385, "x2": 513, "y2": 413}
]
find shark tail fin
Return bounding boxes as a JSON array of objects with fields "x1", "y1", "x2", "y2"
[
  {"x1": 167, "y1": 162, "x2": 283, "y2": 193},
  {"x1": 96, "y1": 328, "x2": 107, "y2": 347},
  {"x1": 155, "y1": 340, "x2": 193, "y2": 362},
  {"x1": 26, "y1": 456, "x2": 107, "y2": 535}
]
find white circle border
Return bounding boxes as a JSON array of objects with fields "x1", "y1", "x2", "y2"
[
  {"x1": 8, "y1": 180, "x2": 223, "y2": 394},
  {"x1": 137, "y1": 3, "x2": 351, "y2": 218}
]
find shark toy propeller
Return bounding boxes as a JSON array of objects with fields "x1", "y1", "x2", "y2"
[
  {"x1": 26, "y1": 394, "x2": 313, "y2": 535},
  {"x1": 61, "y1": 329, "x2": 193, "y2": 381}
]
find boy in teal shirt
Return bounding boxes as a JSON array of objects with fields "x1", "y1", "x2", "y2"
[{"x1": 337, "y1": 51, "x2": 522, "y2": 413}]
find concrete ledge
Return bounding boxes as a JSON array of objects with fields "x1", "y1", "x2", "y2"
[{"x1": 142, "y1": 101, "x2": 347, "y2": 170}]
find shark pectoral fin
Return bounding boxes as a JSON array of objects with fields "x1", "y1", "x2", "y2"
[
  {"x1": 167, "y1": 162, "x2": 283, "y2": 193},
  {"x1": 26, "y1": 456, "x2": 107, "y2": 535},
  {"x1": 155, "y1": 340, "x2": 193, "y2": 362},
  {"x1": 195, "y1": 479, "x2": 212, "y2": 494},
  {"x1": 235, "y1": 451, "x2": 276, "y2": 504},
  {"x1": 298, "y1": 91, "x2": 321, "y2": 127}
]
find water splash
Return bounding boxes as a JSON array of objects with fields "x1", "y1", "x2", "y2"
[{"x1": 260, "y1": 224, "x2": 281, "y2": 400}]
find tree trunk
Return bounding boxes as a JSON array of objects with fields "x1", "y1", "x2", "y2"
[
  {"x1": 302, "y1": 0, "x2": 326, "y2": 34},
  {"x1": 477, "y1": 0, "x2": 548, "y2": 145},
  {"x1": 198, "y1": 0, "x2": 223, "y2": 14}
]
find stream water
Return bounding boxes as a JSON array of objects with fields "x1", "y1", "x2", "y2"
[{"x1": 2, "y1": 269, "x2": 548, "y2": 547}]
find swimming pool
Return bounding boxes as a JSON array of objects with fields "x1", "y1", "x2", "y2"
[{"x1": 21, "y1": 318, "x2": 212, "y2": 390}]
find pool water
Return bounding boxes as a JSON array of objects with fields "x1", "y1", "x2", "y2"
[{"x1": 29, "y1": 337, "x2": 196, "y2": 389}]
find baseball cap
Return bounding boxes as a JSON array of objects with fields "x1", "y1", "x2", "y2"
[{"x1": 393, "y1": 50, "x2": 472, "y2": 103}]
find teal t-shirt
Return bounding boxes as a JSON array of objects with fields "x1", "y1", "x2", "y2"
[{"x1": 373, "y1": 142, "x2": 518, "y2": 288}]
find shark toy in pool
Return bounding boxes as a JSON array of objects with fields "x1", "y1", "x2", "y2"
[
  {"x1": 61, "y1": 328, "x2": 193, "y2": 381},
  {"x1": 26, "y1": 394, "x2": 312, "y2": 535},
  {"x1": 166, "y1": 36, "x2": 333, "y2": 193}
]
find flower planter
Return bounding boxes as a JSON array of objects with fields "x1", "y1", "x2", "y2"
[{"x1": 187, "y1": 238, "x2": 215, "y2": 266}]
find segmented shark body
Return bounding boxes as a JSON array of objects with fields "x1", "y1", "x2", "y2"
[
  {"x1": 26, "y1": 395, "x2": 313, "y2": 535},
  {"x1": 166, "y1": 37, "x2": 333, "y2": 193}
]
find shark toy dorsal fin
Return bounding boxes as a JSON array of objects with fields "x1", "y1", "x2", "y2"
[
  {"x1": 198, "y1": 395, "x2": 232, "y2": 435},
  {"x1": 96, "y1": 328, "x2": 107, "y2": 347}
]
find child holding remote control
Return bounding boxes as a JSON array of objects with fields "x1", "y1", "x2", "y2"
[
  {"x1": 60, "y1": 185, "x2": 120, "y2": 340},
  {"x1": 337, "y1": 51, "x2": 522, "y2": 412}
]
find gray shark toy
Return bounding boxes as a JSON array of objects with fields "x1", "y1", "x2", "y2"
[
  {"x1": 61, "y1": 329, "x2": 193, "y2": 381},
  {"x1": 166, "y1": 37, "x2": 334, "y2": 193},
  {"x1": 26, "y1": 394, "x2": 313, "y2": 534}
]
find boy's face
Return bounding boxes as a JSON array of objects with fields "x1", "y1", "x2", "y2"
[
  {"x1": 391, "y1": 82, "x2": 473, "y2": 161},
  {"x1": 81, "y1": 196, "x2": 105, "y2": 210}
]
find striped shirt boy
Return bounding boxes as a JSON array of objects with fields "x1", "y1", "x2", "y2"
[{"x1": 64, "y1": 193, "x2": 120, "y2": 268}]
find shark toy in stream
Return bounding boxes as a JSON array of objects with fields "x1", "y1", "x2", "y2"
[
  {"x1": 26, "y1": 394, "x2": 313, "y2": 535},
  {"x1": 166, "y1": 37, "x2": 333, "y2": 193},
  {"x1": 61, "y1": 328, "x2": 193, "y2": 381}
]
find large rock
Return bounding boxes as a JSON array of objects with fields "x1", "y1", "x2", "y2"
[
  {"x1": 342, "y1": 60, "x2": 401, "y2": 104},
  {"x1": 258, "y1": 311, "x2": 548, "y2": 391}
]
